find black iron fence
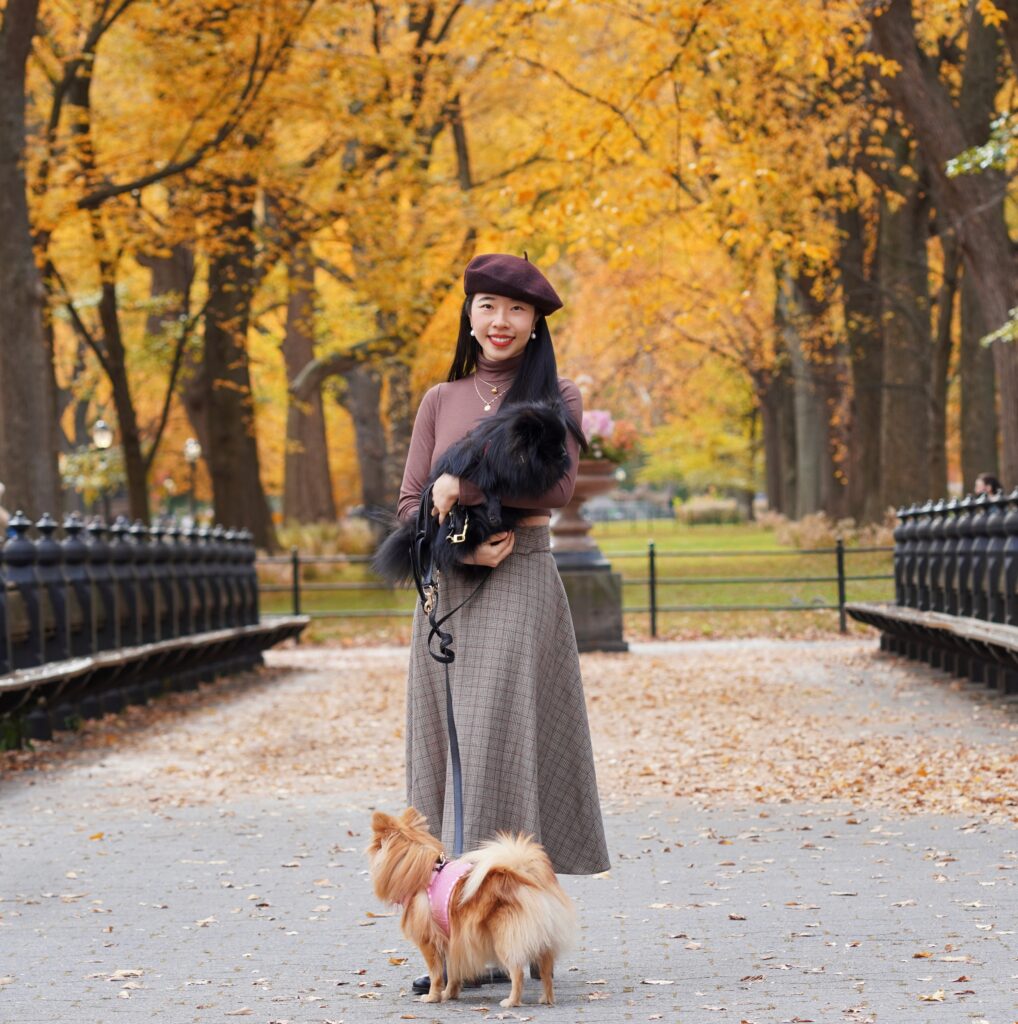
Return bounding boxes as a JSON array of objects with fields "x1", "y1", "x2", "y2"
[
  {"x1": 1, "y1": 510, "x2": 306, "y2": 744},
  {"x1": 845, "y1": 490, "x2": 1018, "y2": 692},
  {"x1": 888, "y1": 490, "x2": 1018, "y2": 623},
  {"x1": 258, "y1": 538, "x2": 894, "y2": 636},
  {"x1": 1, "y1": 511, "x2": 260, "y2": 674}
]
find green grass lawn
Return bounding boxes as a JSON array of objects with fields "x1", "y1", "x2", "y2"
[{"x1": 260, "y1": 520, "x2": 893, "y2": 644}]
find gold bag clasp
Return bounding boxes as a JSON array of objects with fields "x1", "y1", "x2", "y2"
[{"x1": 447, "y1": 511, "x2": 469, "y2": 545}]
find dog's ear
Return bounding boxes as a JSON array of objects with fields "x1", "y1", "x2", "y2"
[
  {"x1": 400, "y1": 806, "x2": 429, "y2": 830},
  {"x1": 372, "y1": 810, "x2": 398, "y2": 835}
]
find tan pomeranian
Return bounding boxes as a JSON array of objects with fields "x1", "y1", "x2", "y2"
[{"x1": 366, "y1": 807, "x2": 577, "y2": 1007}]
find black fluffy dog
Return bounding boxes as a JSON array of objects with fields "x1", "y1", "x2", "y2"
[{"x1": 373, "y1": 400, "x2": 571, "y2": 584}]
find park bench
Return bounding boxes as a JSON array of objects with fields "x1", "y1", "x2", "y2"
[
  {"x1": 845, "y1": 490, "x2": 1018, "y2": 697},
  {"x1": 1, "y1": 510, "x2": 308, "y2": 745}
]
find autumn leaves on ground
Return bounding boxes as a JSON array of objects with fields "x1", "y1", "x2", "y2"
[{"x1": 4, "y1": 641, "x2": 1016, "y2": 826}]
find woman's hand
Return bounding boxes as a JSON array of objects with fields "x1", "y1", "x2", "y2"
[
  {"x1": 461, "y1": 531, "x2": 515, "y2": 568},
  {"x1": 431, "y1": 473, "x2": 460, "y2": 524}
]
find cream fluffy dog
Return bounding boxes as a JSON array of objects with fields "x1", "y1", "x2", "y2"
[{"x1": 367, "y1": 808, "x2": 576, "y2": 1007}]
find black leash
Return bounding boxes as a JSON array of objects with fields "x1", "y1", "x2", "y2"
[{"x1": 410, "y1": 487, "x2": 490, "y2": 858}]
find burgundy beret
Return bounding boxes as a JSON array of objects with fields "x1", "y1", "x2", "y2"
[{"x1": 463, "y1": 253, "x2": 563, "y2": 316}]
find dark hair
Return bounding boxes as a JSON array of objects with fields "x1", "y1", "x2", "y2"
[
  {"x1": 447, "y1": 296, "x2": 587, "y2": 449},
  {"x1": 975, "y1": 472, "x2": 1003, "y2": 495}
]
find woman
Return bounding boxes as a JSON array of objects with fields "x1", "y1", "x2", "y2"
[{"x1": 396, "y1": 253, "x2": 610, "y2": 992}]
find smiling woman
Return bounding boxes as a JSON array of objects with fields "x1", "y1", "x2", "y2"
[{"x1": 390, "y1": 252, "x2": 610, "y2": 996}]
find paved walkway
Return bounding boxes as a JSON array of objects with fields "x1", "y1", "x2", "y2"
[{"x1": 1, "y1": 641, "x2": 1016, "y2": 1023}]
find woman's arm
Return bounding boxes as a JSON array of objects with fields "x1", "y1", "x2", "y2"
[
  {"x1": 457, "y1": 379, "x2": 584, "y2": 510},
  {"x1": 396, "y1": 386, "x2": 441, "y2": 521}
]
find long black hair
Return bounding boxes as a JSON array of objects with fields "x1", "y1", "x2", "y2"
[{"x1": 447, "y1": 296, "x2": 587, "y2": 449}]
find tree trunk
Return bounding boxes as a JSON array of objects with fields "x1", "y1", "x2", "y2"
[
  {"x1": 62, "y1": 46, "x2": 150, "y2": 521},
  {"x1": 873, "y1": 0, "x2": 1018, "y2": 483},
  {"x1": 877, "y1": 126, "x2": 932, "y2": 509},
  {"x1": 838, "y1": 202, "x2": 884, "y2": 522},
  {"x1": 203, "y1": 179, "x2": 278, "y2": 551},
  {"x1": 139, "y1": 243, "x2": 194, "y2": 350},
  {"x1": 341, "y1": 364, "x2": 389, "y2": 516},
  {"x1": 384, "y1": 357, "x2": 414, "y2": 510},
  {"x1": 960, "y1": 268, "x2": 998, "y2": 491},
  {"x1": 98, "y1": 277, "x2": 150, "y2": 522},
  {"x1": 0, "y1": 0, "x2": 62, "y2": 518},
  {"x1": 282, "y1": 238, "x2": 335, "y2": 523},
  {"x1": 928, "y1": 232, "x2": 961, "y2": 499},
  {"x1": 776, "y1": 272, "x2": 833, "y2": 518},
  {"x1": 758, "y1": 366, "x2": 793, "y2": 515}
]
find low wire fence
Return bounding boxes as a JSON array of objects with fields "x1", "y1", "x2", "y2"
[{"x1": 257, "y1": 540, "x2": 894, "y2": 638}]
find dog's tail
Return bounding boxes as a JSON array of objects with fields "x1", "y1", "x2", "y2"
[
  {"x1": 460, "y1": 833, "x2": 577, "y2": 956},
  {"x1": 371, "y1": 517, "x2": 416, "y2": 586}
]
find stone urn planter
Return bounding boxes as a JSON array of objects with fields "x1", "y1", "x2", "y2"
[
  {"x1": 551, "y1": 459, "x2": 627, "y2": 652},
  {"x1": 550, "y1": 458, "x2": 617, "y2": 569}
]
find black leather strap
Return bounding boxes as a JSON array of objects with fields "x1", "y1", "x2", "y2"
[{"x1": 408, "y1": 487, "x2": 491, "y2": 858}]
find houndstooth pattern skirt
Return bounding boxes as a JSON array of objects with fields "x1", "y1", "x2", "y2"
[{"x1": 405, "y1": 525, "x2": 610, "y2": 875}]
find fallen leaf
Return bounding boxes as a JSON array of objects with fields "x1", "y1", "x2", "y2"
[
  {"x1": 225, "y1": 1009, "x2": 253, "y2": 1016},
  {"x1": 389, "y1": 957, "x2": 408, "y2": 965},
  {"x1": 729, "y1": 913, "x2": 747, "y2": 921},
  {"x1": 918, "y1": 990, "x2": 946, "y2": 1002},
  {"x1": 642, "y1": 978, "x2": 674, "y2": 985},
  {"x1": 912, "y1": 951, "x2": 932, "y2": 959},
  {"x1": 89, "y1": 833, "x2": 104, "y2": 841}
]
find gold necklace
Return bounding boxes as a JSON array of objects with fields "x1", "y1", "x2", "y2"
[
  {"x1": 472, "y1": 376, "x2": 502, "y2": 412},
  {"x1": 474, "y1": 373, "x2": 504, "y2": 396}
]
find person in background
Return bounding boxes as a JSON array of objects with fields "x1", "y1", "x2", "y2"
[
  {"x1": 974, "y1": 473, "x2": 1003, "y2": 496},
  {"x1": 0, "y1": 482, "x2": 10, "y2": 537}
]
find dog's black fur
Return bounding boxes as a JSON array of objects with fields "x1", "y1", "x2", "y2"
[{"x1": 373, "y1": 400, "x2": 571, "y2": 584}]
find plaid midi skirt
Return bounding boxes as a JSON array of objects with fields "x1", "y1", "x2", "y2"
[{"x1": 405, "y1": 525, "x2": 610, "y2": 875}]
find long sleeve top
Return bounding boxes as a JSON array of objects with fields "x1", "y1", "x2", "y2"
[{"x1": 396, "y1": 352, "x2": 583, "y2": 523}]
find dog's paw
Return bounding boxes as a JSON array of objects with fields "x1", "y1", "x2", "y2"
[
  {"x1": 499, "y1": 997, "x2": 521, "y2": 1008},
  {"x1": 538, "y1": 995, "x2": 555, "y2": 1005},
  {"x1": 421, "y1": 991, "x2": 443, "y2": 1003}
]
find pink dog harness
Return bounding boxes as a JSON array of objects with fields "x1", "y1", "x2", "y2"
[{"x1": 426, "y1": 857, "x2": 473, "y2": 936}]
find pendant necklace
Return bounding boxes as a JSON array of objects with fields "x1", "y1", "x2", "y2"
[
  {"x1": 472, "y1": 376, "x2": 502, "y2": 412},
  {"x1": 474, "y1": 373, "x2": 503, "y2": 396}
]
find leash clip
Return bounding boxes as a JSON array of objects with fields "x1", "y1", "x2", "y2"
[
  {"x1": 423, "y1": 582, "x2": 438, "y2": 615},
  {"x1": 447, "y1": 511, "x2": 469, "y2": 545}
]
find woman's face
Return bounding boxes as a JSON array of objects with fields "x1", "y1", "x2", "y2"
[{"x1": 469, "y1": 293, "x2": 537, "y2": 363}]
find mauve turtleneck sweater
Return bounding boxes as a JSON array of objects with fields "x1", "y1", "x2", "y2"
[{"x1": 396, "y1": 352, "x2": 583, "y2": 522}]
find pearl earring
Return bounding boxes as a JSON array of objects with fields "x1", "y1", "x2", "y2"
[
  {"x1": 470, "y1": 329, "x2": 475, "y2": 337},
  {"x1": 530, "y1": 330, "x2": 536, "y2": 339}
]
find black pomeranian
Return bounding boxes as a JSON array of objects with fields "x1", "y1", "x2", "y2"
[{"x1": 373, "y1": 400, "x2": 571, "y2": 584}]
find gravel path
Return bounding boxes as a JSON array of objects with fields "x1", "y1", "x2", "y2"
[{"x1": 1, "y1": 639, "x2": 1016, "y2": 1022}]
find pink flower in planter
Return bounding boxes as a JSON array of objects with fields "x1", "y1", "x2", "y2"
[
  {"x1": 581, "y1": 410, "x2": 637, "y2": 464},
  {"x1": 582, "y1": 409, "x2": 615, "y2": 442}
]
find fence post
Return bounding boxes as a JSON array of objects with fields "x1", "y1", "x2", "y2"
[
  {"x1": 291, "y1": 546, "x2": 302, "y2": 617},
  {"x1": 648, "y1": 540, "x2": 657, "y2": 639},
  {"x1": 836, "y1": 537, "x2": 847, "y2": 634}
]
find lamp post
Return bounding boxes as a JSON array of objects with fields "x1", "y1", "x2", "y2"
[
  {"x1": 184, "y1": 437, "x2": 202, "y2": 521},
  {"x1": 92, "y1": 418, "x2": 114, "y2": 520}
]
